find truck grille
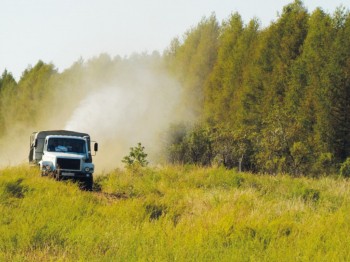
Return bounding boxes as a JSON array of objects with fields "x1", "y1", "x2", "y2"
[{"x1": 57, "y1": 158, "x2": 81, "y2": 170}]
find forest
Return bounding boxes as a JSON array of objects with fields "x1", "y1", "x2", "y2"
[{"x1": 1, "y1": 0, "x2": 350, "y2": 176}]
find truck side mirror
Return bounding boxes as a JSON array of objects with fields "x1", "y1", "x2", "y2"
[{"x1": 94, "y1": 143, "x2": 98, "y2": 152}]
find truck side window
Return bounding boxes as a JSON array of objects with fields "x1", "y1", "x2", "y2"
[{"x1": 48, "y1": 139, "x2": 56, "y2": 152}]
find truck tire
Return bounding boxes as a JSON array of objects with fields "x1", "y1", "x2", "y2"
[{"x1": 84, "y1": 177, "x2": 93, "y2": 191}]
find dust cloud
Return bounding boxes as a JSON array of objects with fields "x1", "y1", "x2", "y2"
[
  {"x1": 64, "y1": 67, "x2": 182, "y2": 172},
  {"x1": 0, "y1": 55, "x2": 184, "y2": 173}
]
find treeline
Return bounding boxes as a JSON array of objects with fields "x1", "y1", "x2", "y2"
[
  {"x1": 0, "y1": 53, "x2": 180, "y2": 167},
  {"x1": 1, "y1": 0, "x2": 350, "y2": 175},
  {"x1": 0, "y1": 53, "x2": 168, "y2": 166},
  {"x1": 0, "y1": 53, "x2": 165, "y2": 137},
  {"x1": 164, "y1": 0, "x2": 350, "y2": 176}
]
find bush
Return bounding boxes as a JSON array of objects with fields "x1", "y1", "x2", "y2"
[
  {"x1": 166, "y1": 124, "x2": 213, "y2": 166},
  {"x1": 122, "y1": 142, "x2": 149, "y2": 168},
  {"x1": 290, "y1": 142, "x2": 309, "y2": 176},
  {"x1": 340, "y1": 157, "x2": 350, "y2": 178}
]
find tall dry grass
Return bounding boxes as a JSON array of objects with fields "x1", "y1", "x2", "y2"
[{"x1": 0, "y1": 165, "x2": 349, "y2": 261}]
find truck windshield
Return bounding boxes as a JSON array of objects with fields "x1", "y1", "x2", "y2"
[{"x1": 47, "y1": 138, "x2": 86, "y2": 154}]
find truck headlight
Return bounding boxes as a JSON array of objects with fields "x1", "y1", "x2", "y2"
[
  {"x1": 44, "y1": 165, "x2": 51, "y2": 171},
  {"x1": 85, "y1": 167, "x2": 90, "y2": 172}
]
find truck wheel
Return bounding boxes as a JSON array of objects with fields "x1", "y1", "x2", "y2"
[{"x1": 84, "y1": 177, "x2": 93, "y2": 191}]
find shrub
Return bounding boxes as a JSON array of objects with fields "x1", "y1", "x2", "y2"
[
  {"x1": 122, "y1": 142, "x2": 149, "y2": 168},
  {"x1": 340, "y1": 157, "x2": 350, "y2": 178},
  {"x1": 290, "y1": 142, "x2": 309, "y2": 176},
  {"x1": 166, "y1": 124, "x2": 213, "y2": 166},
  {"x1": 311, "y1": 152, "x2": 334, "y2": 176}
]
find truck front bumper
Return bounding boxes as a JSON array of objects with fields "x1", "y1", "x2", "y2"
[{"x1": 60, "y1": 171, "x2": 92, "y2": 178}]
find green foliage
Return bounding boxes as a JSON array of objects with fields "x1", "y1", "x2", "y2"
[
  {"x1": 313, "y1": 152, "x2": 334, "y2": 176},
  {"x1": 166, "y1": 0, "x2": 350, "y2": 175},
  {"x1": 185, "y1": 125, "x2": 213, "y2": 165},
  {"x1": 166, "y1": 123, "x2": 255, "y2": 170},
  {"x1": 166, "y1": 124, "x2": 213, "y2": 166},
  {"x1": 165, "y1": 14, "x2": 219, "y2": 117},
  {"x1": 290, "y1": 141, "x2": 310, "y2": 176},
  {"x1": 122, "y1": 142, "x2": 149, "y2": 168},
  {"x1": 165, "y1": 123, "x2": 189, "y2": 164},
  {"x1": 340, "y1": 157, "x2": 350, "y2": 178}
]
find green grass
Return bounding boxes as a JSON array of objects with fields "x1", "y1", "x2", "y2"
[{"x1": 0, "y1": 165, "x2": 350, "y2": 261}]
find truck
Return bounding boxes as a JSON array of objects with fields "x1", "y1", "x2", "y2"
[{"x1": 29, "y1": 130, "x2": 98, "y2": 190}]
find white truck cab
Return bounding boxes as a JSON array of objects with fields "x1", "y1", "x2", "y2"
[{"x1": 29, "y1": 130, "x2": 98, "y2": 190}]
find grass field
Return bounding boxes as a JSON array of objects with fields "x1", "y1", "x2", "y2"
[{"x1": 0, "y1": 165, "x2": 350, "y2": 261}]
